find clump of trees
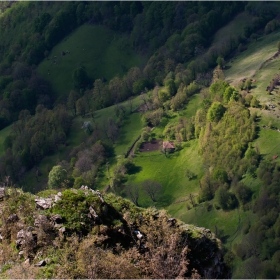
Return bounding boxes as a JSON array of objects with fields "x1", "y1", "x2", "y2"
[
  {"x1": 197, "y1": 80, "x2": 258, "y2": 203},
  {"x1": 0, "y1": 105, "x2": 72, "y2": 185}
]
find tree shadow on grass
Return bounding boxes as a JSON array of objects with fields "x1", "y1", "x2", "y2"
[
  {"x1": 215, "y1": 228, "x2": 230, "y2": 244},
  {"x1": 128, "y1": 165, "x2": 142, "y2": 175},
  {"x1": 155, "y1": 194, "x2": 174, "y2": 208}
]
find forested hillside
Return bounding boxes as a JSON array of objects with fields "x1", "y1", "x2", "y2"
[{"x1": 1, "y1": 1, "x2": 280, "y2": 278}]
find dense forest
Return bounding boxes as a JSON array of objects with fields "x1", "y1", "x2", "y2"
[{"x1": 0, "y1": 1, "x2": 280, "y2": 278}]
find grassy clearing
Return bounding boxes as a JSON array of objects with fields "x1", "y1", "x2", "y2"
[
  {"x1": 122, "y1": 93, "x2": 204, "y2": 208},
  {"x1": 225, "y1": 31, "x2": 280, "y2": 85},
  {"x1": 127, "y1": 139, "x2": 204, "y2": 208},
  {"x1": 173, "y1": 202, "x2": 249, "y2": 246},
  {"x1": 251, "y1": 57, "x2": 280, "y2": 101},
  {"x1": 181, "y1": 93, "x2": 203, "y2": 119},
  {"x1": 248, "y1": 57, "x2": 280, "y2": 125},
  {"x1": 241, "y1": 174, "x2": 262, "y2": 197},
  {"x1": 37, "y1": 25, "x2": 145, "y2": 98},
  {"x1": 0, "y1": 125, "x2": 11, "y2": 157},
  {"x1": 114, "y1": 113, "x2": 143, "y2": 157},
  {"x1": 254, "y1": 128, "x2": 280, "y2": 163},
  {"x1": 213, "y1": 12, "x2": 252, "y2": 46}
]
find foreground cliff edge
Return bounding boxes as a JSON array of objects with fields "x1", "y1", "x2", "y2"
[{"x1": 0, "y1": 186, "x2": 228, "y2": 279}]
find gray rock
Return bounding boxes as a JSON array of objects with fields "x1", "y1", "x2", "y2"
[
  {"x1": 34, "y1": 260, "x2": 46, "y2": 267},
  {"x1": 26, "y1": 226, "x2": 35, "y2": 232},
  {"x1": 7, "y1": 214, "x2": 19, "y2": 223},
  {"x1": 134, "y1": 230, "x2": 143, "y2": 240},
  {"x1": 54, "y1": 194, "x2": 61, "y2": 203},
  {"x1": 34, "y1": 215, "x2": 49, "y2": 227},
  {"x1": 54, "y1": 223, "x2": 63, "y2": 229},
  {"x1": 0, "y1": 188, "x2": 5, "y2": 200},
  {"x1": 89, "y1": 206, "x2": 99, "y2": 219},
  {"x1": 167, "y1": 218, "x2": 176, "y2": 226},
  {"x1": 35, "y1": 198, "x2": 53, "y2": 209},
  {"x1": 59, "y1": 227, "x2": 66, "y2": 234},
  {"x1": 17, "y1": 229, "x2": 25, "y2": 239},
  {"x1": 50, "y1": 214, "x2": 63, "y2": 224}
]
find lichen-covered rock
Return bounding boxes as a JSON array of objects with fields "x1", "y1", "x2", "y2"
[
  {"x1": 7, "y1": 214, "x2": 19, "y2": 223},
  {"x1": 34, "y1": 215, "x2": 49, "y2": 227},
  {"x1": 35, "y1": 198, "x2": 53, "y2": 209},
  {"x1": 0, "y1": 188, "x2": 5, "y2": 200},
  {"x1": 50, "y1": 214, "x2": 63, "y2": 224},
  {"x1": 34, "y1": 260, "x2": 46, "y2": 267},
  {"x1": 0, "y1": 188, "x2": 229, "y2": 279}
]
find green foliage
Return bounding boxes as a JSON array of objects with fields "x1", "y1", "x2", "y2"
[
  {"x1": 72, "y1": 66, "x2": 90, "y2": 90},
  {"x1": 277, "y1": 41, "x2": 280, "y2": 51},
  {"x1": 38, "y1": 24, "x2": 144, "y2": 99},
  {"x1": 214, "y1": 187, "x2": 238, "y2": 210},
  {"x1": 216, "y1": 56, "x2": 225, "y2": 68},
  {"x1": 198, "y1": 185, "x2": 213, "y2": 203},
  {"x1": 185, "y1": 169, "x2": 196, "y2": 180},
  {"x1": 223, "y1": 86, "x2": 239, "y2": 103},
  {"x1": 142, "y1": 108, "x2": 164, "y2": 127},
  {"x1": 209, "y1": 80, "x2": 229, "y2": 100},
  {"x1": 235, "y1": 183, "x2": 252, "y2": 205},
  {"x1": 164, "y1": 79, "x2": 177, "y2": 96},
  {"x1": 132, "y1": 79, "x2": 148, "y2": 95},
  {"x1": 265, "y1": 19, "x2": 280, "y2": 34},
  {"x1": 200, "y1": 101, "x2": 256, "y2": 185},
  {"x1": 244, "y1": 79, "x2": 252, "y2": 92},
  {"x1": 48, "y1": 165, "x2": 67, "y2": 189},
  {"x1": 158, "y1": 88, "x2": 171, "y2": 103},
  {"x1": 49, "y1": 189, "x2": 101, "y2": 233},
  {"x1": 73, "y1": 176, "x2": 86, "y2": 189},
  {"x1": 250, "y1": 96, "x2": 260, "y2": 108},
  {"x1": 207, "y1": 102, "x2": 226, "y2": 122},
  {"x1": 212, "y1": 168, "x2": 228, "y2": 183}
]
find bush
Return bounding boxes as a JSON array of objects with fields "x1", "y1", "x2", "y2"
[
  {"x1": 185, "y1": 169, "x2": 196, "y2": 180},
  {"x1": 207, "y1": 102, "x2": 226, "y2": 122},
  {"x1": 214, "y1": 187, "x2": 238, "y2": 210},
  {"x1": 235, "y1": 183, "x2": 252, "y2": 205},
  {"x1": 48, "y1": 165, "x2": 67, "y2": 189}
]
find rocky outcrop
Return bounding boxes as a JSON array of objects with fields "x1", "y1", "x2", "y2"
[
  {"x1": 0, "y1": 187, "x2": 228, "y2": 279},
  {"x1": 7, "y1": 214, "x2": 19, "y2": 223},
  {"x1": 35, "y1": 198, "x2": 53, "y2": 209}
]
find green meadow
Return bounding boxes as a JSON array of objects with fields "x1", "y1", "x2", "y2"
[
  {"x1": 126, "y1": 139, "x2": 204, "y2": 209},
  {"x1": 37, "y1": 25, "x2": 145, "y2": 98},
  {"x1": 213, "y1": 12, "x2": 253, "y2": 46},
  {"x1": 225, "y1": 30, "x2": 280, "y2": 86}
]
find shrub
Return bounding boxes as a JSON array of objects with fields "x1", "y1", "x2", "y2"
[
  {"x1": 207, "y1": 102, "x2": 226, "y2": 122},
  {"x1": 214, "y1": 187, "x2": 238, "y2": 210},
  {"x1": 235, "y1": 183, "x2": 252, "y2": 205},
  {"x1": 48, "y1": 165, "x2": 67, "y2": 189}
]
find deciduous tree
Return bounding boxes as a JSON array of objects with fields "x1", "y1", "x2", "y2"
[
  {"x1": 126, "y1": 183, "x2": 140, "y2": 206},
  {"x1": 48, "y1": 165, "x2": 67, "y2": 189},
  {"x1": 142, "y1": 179, "x2": 162, "y2": 202}
]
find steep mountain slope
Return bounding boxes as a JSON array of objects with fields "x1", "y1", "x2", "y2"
[{"x1": 1, "y1": 2, "x2": 280, "y2": 278}]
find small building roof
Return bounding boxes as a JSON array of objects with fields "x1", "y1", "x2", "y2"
[{"x1": 163, "y1": 141, "x2": 175, "y2": 149}]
